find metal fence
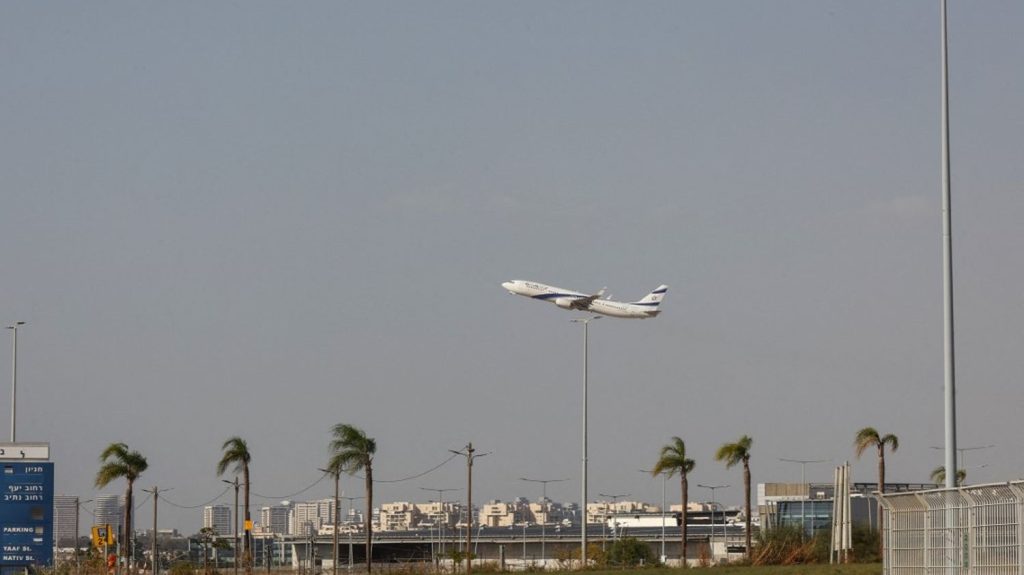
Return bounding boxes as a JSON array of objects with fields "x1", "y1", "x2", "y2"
[{"x1": 879, "y1": 481, "x2": 1024, "y2": 575}]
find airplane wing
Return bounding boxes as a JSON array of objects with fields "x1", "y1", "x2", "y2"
[{"x1": 569, "y1": 288, "x2": 606, "y2": 310}]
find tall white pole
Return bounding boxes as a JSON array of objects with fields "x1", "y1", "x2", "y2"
[
  {"x1": 660, "y1": 475, "x2": 666, "y2": 560},
  {"x1": 7, "y1": 321, "x2": 25, "y2": 442},
  {"x1": 940, "y1": 0, "x2": 958, "y2": 490},
  {"x1": 582, "y1": 319, "x2": 588, "y2": 567}
]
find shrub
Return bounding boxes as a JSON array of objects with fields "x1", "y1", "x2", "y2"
[{"x1": 607, "y1": 537, "x2": 657, "y2": 567}]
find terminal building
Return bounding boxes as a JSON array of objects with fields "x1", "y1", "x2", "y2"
[{"x1": 758, "y1": 482, "x2": 939, "y2": 535}]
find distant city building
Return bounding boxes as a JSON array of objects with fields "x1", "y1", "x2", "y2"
[
  {"x1": 586, "y1": 500, "x2": 659, "y2": 523},
  {"x1": 93, "y1": 495, "x2": 124, "y2": 534},
  {"x1": 259, "y1": 504, "x2": 291, "y2": 536},
  {"x1": 203, "y1": 504, "x2": 232, "y2": 536},
  {"x1": 480, "y1": 499, "x2": 528, "y2": 528},
  {"x1": 526, "y1": 498, "x2": 566, "y2": 526},
  {"x1": 416, "y1": 501, "x2": 459, "y2": 530},
  {"x1": 289, "y1": 499, "x2": 334, "y2": 535},
  {"x1": 379, "y1": 502, "x2": 421, "y2": 532},
  {"x1": 53, "y1": 495, "x2": 79, "y2": 546},
  {"x1": 669, "y1": 502, "x2": 712, "y2": 513}
]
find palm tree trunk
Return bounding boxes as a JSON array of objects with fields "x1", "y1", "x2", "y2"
[
  {"x1": 680, "y1": 474, "x2": 688, "y2": 563},
  {"x1": 877, "y1": 446, "x2": 886, "y2": 559},
  {"x1": 365, "y1": 464, "x2": 373, "y2": 573},
  {"x1": 125, "y1": 481, "x2": 133, "y2": 575},
  {"x1": 743, "y1": 461, "x2": 751, "y2": 559},
  {"x1": 333, "y1": 474, "x2": 340, "y2": 575},
  {"x1": 244, "y1": 467, "x2": 252, "y2": 575}
]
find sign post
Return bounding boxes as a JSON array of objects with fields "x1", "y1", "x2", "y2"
[{"x1": 0, "y1": 443, "x2": 53, "y2": 575}]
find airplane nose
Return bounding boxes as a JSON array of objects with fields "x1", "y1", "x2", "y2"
[{"x1": 501, "y1": 281, "x2": 515, "y2": 292}]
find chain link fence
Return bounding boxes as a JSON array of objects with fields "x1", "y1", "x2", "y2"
[{"x1": 879, "y1": 481, "x2": 1024, "y2": 575}]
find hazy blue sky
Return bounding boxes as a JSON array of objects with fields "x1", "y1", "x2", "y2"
[{"x1": 2, "y1": 1, "x2": 1023, "y2": 532}]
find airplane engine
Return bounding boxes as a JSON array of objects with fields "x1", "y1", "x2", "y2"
[{"x1": 553, "y1": 298, "x2": 576, "y2": 310}]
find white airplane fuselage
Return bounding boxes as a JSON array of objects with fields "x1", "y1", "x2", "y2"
[{"x1": 501, "y1": 280, "x2": 667, "y2": 319}]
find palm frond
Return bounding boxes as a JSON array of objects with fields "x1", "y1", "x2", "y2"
[
  {"x1": 853, "y1": 427, "x2": 880, "y2": 458},
  {"x1": 652, "y1": 437, "x2": 694, "y2": 478},
  {"x1": 217, "y1": 436, "x2": 251, "y2": 476},
  {"x1": 716, "y1": 435, "x2": 752, "y2": 468},
  {"x1": 882, "y1": 434, "x2": 900, "y2": 452},
  {"x1": 328, "y1": 424, "x2": 376, "y2": 476},
  {"x1": 95, "y1": 442, "x2": 147, "y2": 488}
]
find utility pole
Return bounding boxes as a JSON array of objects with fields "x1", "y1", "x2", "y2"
[
  {"x1": 450, "y1": 443, "x2": 488, "y2": 575},
  {"x1": 142, "y1": 487, "x2": 170, "y2": 575}
]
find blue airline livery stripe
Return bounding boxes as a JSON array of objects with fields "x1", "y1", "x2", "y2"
[
  {"x1": 531, "y1": 293, "x2": 581, "y2": 300},
  {"x1": 652, "y1": 288, "x2": 667, "y2": 294}
]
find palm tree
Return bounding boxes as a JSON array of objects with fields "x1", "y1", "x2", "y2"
[
  {"x1": 329, "y1": 424, "x2": 376, "y2": 573},
  {"x1": 95, "y1": 443, "x2": 148, "y2": 575},
  {"x1": 854, "y1": 427, "x2": 898, "y2": 557},
  {"x1": 651, "y1": 437, "x2": 696, "y2": 563},
  {"x1": 217, "y1": 436, "x2": 252, "y2": 574},
  {"x1": 930, "y1": 466, "x2": 966, "y2": 487},
  {"x1": 715, "y1": 435, "x2": 753, "y2": 558},
  {"x1": 853, "y1": 428, "x2": 899, "y2": 495}
]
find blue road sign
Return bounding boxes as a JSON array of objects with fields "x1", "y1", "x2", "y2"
[{"x1": 0, "y1": 461, "x2": 54, "y2": 574}]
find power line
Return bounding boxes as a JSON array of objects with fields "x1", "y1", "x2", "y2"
[
  {"x1": 374, "y1": 453, "x2": 459, "y2": 484},
  {"x1": 162, "y1": 486, "x2": 232, "y2": 509},
  {"x1": 252, "y1": 474, "x2": 327, "y2": 500}
]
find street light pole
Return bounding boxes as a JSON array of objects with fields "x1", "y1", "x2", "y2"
[
  {"x1": 929, "y1": 445, "x2": 994, "y2": 472},
  {"x1": 698, "y1": 484, "x2": 729, "y2": 559},
  {"x1": 222, "y1": 478, "x2": 240, "y2": 575},
  {"x1": 519, "y1": 477, "x2": 568, "y2": 567},
  {"x1": 778, "y1": 458, "x2": 826, "y2": 537},
  {"x1": 318, "y1": 468, "x2": 341, "y2": 575},
  {"x1": 570, "y1": 316, "x2": 599, "y2": 567},
  {"x1": 6, "y1": 321, "x2": 25, "y2": 442},
  {"x1": 639, "y1": 470, "x2": 667, "y2": 561},
  {"x1": 939, "y1": 0, "x2": 959, "y2": 492},
  {"x1": 597, "y1": 493, "x2": 629, "y2": 548},
  {"x1": 339, "y1": 496, "x2": 362, "y2": 570},
  {"x1": 420, "y1": 487, "x2": 459, "y2": 564}
]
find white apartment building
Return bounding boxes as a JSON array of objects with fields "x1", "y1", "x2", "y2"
[
  {"x1": 203, "y1": 504, "x2": 233, "y2": 536},
  {"x1": 479, "y1": 499, "x2": 528, "y2": 528},
  {"x1": 417, "y1": 501, "x2": 459, "y2": 530},
  {"x1": 259, "y1": 504, "x2": 291, "y2": 535},
  {"x1": 93, "y1": 495, "x2": 124, "y2": 534},
  {"x1": 527, "y1": 498, "x2": 566, "y2": 526},
  {"x1": 378, "y1": 502, "x2": 421, "y2": 532},
  {"x1": 289, "y1": 499, "x2": 335, "y2": 535},
  {"x1": 53, "y1": 495, "x2": 79, "y2": 546},
  {"x1": 586, "y1": 500, "x2": 660, "y2": 523}
]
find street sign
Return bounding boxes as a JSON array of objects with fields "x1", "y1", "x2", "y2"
[
  {"x1": 0, "y1": 461, "x2": 54, "y2": 573},
  {"x1": 0, "y1": 443, "x2": 50, "y2": 461}
]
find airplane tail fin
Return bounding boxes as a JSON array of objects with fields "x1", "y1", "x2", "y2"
[{"x1": 632, "y1": 285, "x2": 668, "y2": 307}]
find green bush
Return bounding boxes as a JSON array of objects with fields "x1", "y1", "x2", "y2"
[
  {"x1": 607, "y1": 537, "x2": 657, "y2": 567},
  {"x1": 168, "y1": 561, "x2": 195, "y2": 575}
]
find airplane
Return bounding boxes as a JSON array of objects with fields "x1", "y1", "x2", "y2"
[{"x1": 501, "y1": 280, "x2": 668, "y2": 319}]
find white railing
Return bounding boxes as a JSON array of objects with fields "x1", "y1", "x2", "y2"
[{"x1": 880, "y1": 481, "x2": 1024, "y2": 575}]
